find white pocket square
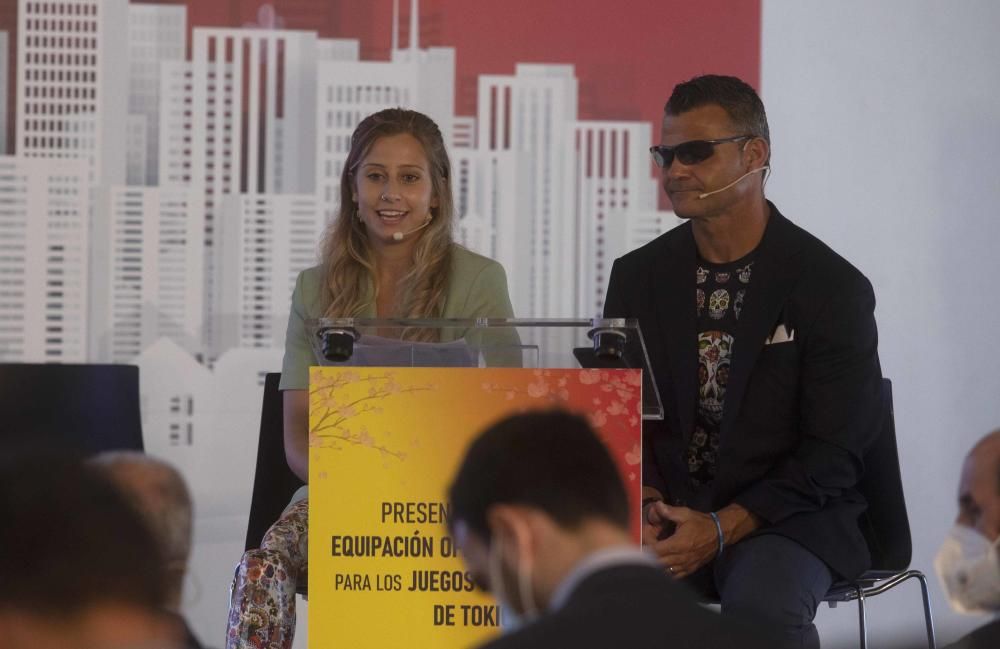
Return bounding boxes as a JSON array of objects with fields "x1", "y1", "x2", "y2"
[{"x1": 765, "y1": 324, "x2": 795, "y2": 345}]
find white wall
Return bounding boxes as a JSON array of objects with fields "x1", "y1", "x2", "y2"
[{"x1": 762, "y1": 1, "x2": 1000, "y2": 646}]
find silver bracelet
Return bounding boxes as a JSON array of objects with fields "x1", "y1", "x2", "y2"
[{"x1": 708, "y1": 511, "x2": 725, "y2": 558}]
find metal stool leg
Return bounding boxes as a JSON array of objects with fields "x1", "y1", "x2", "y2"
[
  {"x1": 855, "y1": 585, "x2": 868, "y2": 649},
  {"x1": 914, "y1": 572, "x2": 936, "y2": 649}
]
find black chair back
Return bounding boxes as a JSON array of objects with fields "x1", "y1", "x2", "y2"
[
  {"x1": 0, "y1": 363, "x2": 144, "y2": 455},
  {"x1": 244, "y1": 373, "x2": 305, "y2": 551},
  {"x1": 855, "y1": 378, "x2": 912, "y2": 573}
]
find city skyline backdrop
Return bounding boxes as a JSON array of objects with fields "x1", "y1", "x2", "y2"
[
  {"x1": 0, "y1": 0, "x2": 761, "y2": 152},
  {"x1": 0, "y1": 0, "x2": 759, "y2": 371},
  {"x1": 0, "y1": 2, "x2": 760, "y2": 643}
]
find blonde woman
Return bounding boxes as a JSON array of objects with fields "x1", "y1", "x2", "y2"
[{"x1": 226, "y1": 108, "x2": 515, "y2": 649}]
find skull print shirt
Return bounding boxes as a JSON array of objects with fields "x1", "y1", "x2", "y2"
[{"x1": 688, "y1": 254, "x2": 755, "y2": 487}]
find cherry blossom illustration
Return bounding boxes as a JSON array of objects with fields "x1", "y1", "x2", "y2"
[
  {"x1": 308, "y1": 369, "x2": 435, "y2": 463},
  {"x1": 479, "y1": 369, "x2": 643, "y2": 480}
]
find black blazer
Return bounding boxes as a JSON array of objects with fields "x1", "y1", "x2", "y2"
[
  {"x1": 604, "y1": 204, "x2": 883, "y2": 579},
  {"x1": 477, "y1": 564, "x2": 770, "y2": 649}
]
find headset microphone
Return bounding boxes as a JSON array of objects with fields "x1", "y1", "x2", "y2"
[
  {"x1": 392, "y1": 217, "x2": 432, "y2": 241},
  {"x1": 697, "y1": 165, "x2": 770, "y2": 200}
]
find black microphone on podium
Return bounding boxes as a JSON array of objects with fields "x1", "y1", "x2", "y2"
[
  {"x1": 697, "y1": 165, "x2": 770, "y2": 200},
  {"x1": 392, "y1": 216, "x2": 432, "y2": 241}
]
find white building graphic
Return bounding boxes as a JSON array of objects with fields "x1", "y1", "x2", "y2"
[
  {"x1": 451, "y1": 147, "x2": 531, "y2": 309},
  {"x1": 190, "y1": 28, "x2": 318, "y2": 199},
  {"x1": 126, "y1": 3, "x2": 186, "y2": 186},
  {"x1": 125, "y1": 114, "x2": 148, "y2": 186},
  {"x1": 452, "y1": 115, "x2": 476, "y2": 149},
  {"x1": 216, "y1": 193, "x2": 323, "y2": 354},
  {"x1": 624, "y1": 208, "x2": 684, "y2": 256},
  {"x1": 570, "y1": 120, "x2": 678, "y2": 316},
  {"x1": 185, "y1": 27, "x2": 319, "y2": 358},
  {"x1": 317, "y1": 38, "x2": 361, "y2": 62},
  {"x1": 16, "y1": 0, "x2": 128, "y2": 186},
  {"x1": 0, "y1": 156, "x2": 90, "y2": 362},
  {"x1": 478, "y1": 64, "x2": 579, "y2": 318},
  {"x1": 157, "y1": 60, "x2": 193, "y2": 187},
  {"x1": 136, "y1": 338, "x2": 281, "y2": 515},
  {"x1": 89, "y1": 185, "x2": 204, "y2": 363}
]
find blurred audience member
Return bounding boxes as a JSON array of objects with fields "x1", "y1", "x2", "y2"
[
  {"x1": 91, "y1": 451, "x2": 205, "y2": 648},
  {"x1": 937, "y1": 429, "x2": 1000, "y2": 649},
  {"x1": 447, "y1": 410, "x2": 771, "y2": 649},
  {"x1": 0, "y1": 452, "x2": 181, "y2": 649}
]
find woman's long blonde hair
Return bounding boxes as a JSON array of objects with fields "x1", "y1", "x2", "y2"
[{"x1": 320, "y1": 108, "x2": 454, "y2": 334}]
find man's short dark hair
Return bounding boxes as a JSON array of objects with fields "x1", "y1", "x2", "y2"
[
  {"x1": 665, "y1": 74, "x2": 770, "y2": 147},
  {"x1": 448, "y1": 410, "x2": 630, "y2": 540},
  {"x1": 0, "y1": 451, "x2": 167, "y2": 616}
]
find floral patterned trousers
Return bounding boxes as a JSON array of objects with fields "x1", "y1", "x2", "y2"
[{"x1": 226, "y1": 499, "x2": 308, "y2": 649}]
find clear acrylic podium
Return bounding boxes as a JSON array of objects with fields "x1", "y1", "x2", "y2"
[{"x1": 306, "y1": 317, "x2": 663, "y2": 420}]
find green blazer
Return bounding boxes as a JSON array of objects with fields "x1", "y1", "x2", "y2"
[{"x1": 279, "y1": 245, "x2": 516, "y2": 390}]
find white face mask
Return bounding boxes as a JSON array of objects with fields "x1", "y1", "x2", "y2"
[
  {"x1": 488, "y1": 534, "x2": 539, "y2": 633},
  {"x1": 934, "y1": 524, "x2": 1000, "y2": 614}
]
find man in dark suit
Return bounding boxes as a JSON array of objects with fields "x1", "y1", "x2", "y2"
[
  {"x1": 447, "y1": 410, "x2": 771, "y2": 649},
  {"x1": 937, "y1": 429, "x2": 1000, "y2": 649},
  {"x1": 603, "y1": 75, "x2": 883, "y2": 648}
]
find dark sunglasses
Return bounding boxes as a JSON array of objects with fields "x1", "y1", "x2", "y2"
[{"x1": 649, "y1": 135, "x2": 752, "y2": 168}]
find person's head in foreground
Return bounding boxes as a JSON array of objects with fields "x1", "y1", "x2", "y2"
[
  {"x1": 323, "y1": 106, "x2": 455, "y2": 322},
  {"x1": 0, "y1": 452, "x2": 181, "y2": 649},
  {"x1": 936, "y1": 428, "x2": 1000, "y2": 614},
  {"x1": 89, "y1": 451, "x2": 194, "y2": 613},
  {"x1": 447, "y1": 410, "x2": 631, "y2": 626}
]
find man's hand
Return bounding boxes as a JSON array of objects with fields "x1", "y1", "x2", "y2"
[
  {"x1": 646, "y1": 503, "x2": 721, "y2": 578},
  {"x1": 641, "y1": 508, "x2": 665, "y2": 547},
  {"x1": 640, "y1": 486, "x2": 666, "y2": 547},
  {"x1": 643, "y1": 502, "x2": 762, "y2": 579}
]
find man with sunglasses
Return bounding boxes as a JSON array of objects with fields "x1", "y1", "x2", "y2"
[{"x1": 604, "y1": 75, "x2": 883, "y2": 648}]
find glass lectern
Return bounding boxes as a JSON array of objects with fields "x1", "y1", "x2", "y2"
[{"x1": 306, "y1": 317, "x2": 663, "y2": 420}]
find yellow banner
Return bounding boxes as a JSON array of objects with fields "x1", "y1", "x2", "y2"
[{"x1": 308, "y1": 367, "x2": 642, "y2": 648}]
